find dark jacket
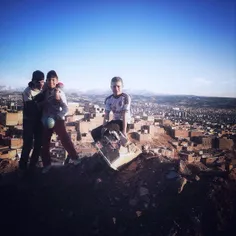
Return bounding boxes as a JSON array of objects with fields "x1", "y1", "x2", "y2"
[{"x1": 22, "y1": 86, "x2": 44, "y2": 121}]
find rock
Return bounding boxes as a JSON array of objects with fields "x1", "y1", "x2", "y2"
[
  {"x1": 139, "y1": 186, "x2": 149, "y2": 196},
  {"x1": 136, "y1": 211, "x2": 142, "y2": 217},
  {"x1": 179, "y1": 160, "x2": 192, "y2": 176},
  {"x1": 142, "y1": 144, "x2": 150, "y2": 152},
  {"x1": 96, "y1": 178, "x2": 102, "y2": 183},
  {"x1": 66, "y1": 211, "x2": 74, "y2": 218},
  {"x1": 228, "y1": 168, "x2": 236, "y2": 181},
  {"x1": 195, "y1": 175, "x2": 200, "y2": 181},
  {"x1": 129, "y1": 198, "x2": 138, "y2": 206},
  {"x1": 178, "y1": 177, "x2": 187, "y2": 193},
  {"x1": 166, "y1": 171, "x2": 180, "y2": 179}
]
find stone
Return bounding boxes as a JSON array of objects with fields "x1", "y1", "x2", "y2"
[
  {"x1": 178, "y1": 177, "x2": 187, "y2": 193},
  {"x1": 195, "y1": 175, "x2": 200, "y2": 181},
  {"x1": 179, "y1": 160, "x2": 192, "y2": 176},
  {"x1": 139, "y1": 186, "x2": 149, "y2": 196},
  {"x1": 228, "y1": 168, "x2": 236, "y2": 181},
  {"x1": 129, "y1": 198, "x2": 138, "y2": 206},
  {"x1": 136, "y1": 211, "x2": 142, "y2": 217},
  {"x1": 166, "y1": 171, "x2": 180, "y2": 179}
]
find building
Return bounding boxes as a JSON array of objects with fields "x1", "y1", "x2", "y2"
[
  {"x1": 67, "y1": 102, "x2": 83, "y2": 115},
  {"x1": 189, "y1": 130, "x2": 204, "y2": 137},
  {"x1": 161, "y1": 147, "x2": 175, "y2": 158},
  {"x1": 191, "y1": 136, "x2": 213, "y2": 150},
  {"x1": 0, "y1": 111, "x2": 23, "y2": 126},
  {"x1": 178, "y1": 151, "x2": 198, "y2": 163},
  {"x1": 163, "y1": 119, "x2": 173, "y2": 126},
  {"x1": 219, "y1": 137, "x2": 234, "y2": 150},
  {"x1": 68, "y1": 131, "x2": 78, "y2": 145},
  {"x1": 66, "y1": 114, "x2": 84, "y2": 123},
  {"x1": 9, "y1": 138, "x2": 23, "y2": 149},
  {"x1": 174, "y1": 129, "x2": 189, "y2": 139},
  {"x1": 202, "y1": 136, "x2": 213, "y2": 149},
  {"x1": 0, "y1": 146, "x2": 17, "y2": 159},
  {"x1": 137, "y1": 133, "x2": 152, "y2": 142},
  {"x1": 77, "y1": 115, "x2": 104, "y2": 143},
  {"x1": 141, "y1": 125, "x2": 165, "y2": 137}
]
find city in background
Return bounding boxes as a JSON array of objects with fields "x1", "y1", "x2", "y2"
[{"x1": 1, "y1": 88, "x2": 236, "y2": 171}]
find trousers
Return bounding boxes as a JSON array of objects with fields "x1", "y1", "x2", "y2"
[
  {"x1": 19, "y1": 119, "x2": 43, "y2": 170},
  {"x1": 41, "y1": 120, "x2": 77, "y2": 167}
]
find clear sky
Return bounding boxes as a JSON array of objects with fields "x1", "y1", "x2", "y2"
[{"x1": 0, "y1": 0, "x2": 235, "y2": 97}]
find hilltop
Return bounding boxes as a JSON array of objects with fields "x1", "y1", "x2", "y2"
[{"x1": 0, "y1": 154, "x2": 236, "y2": 236}]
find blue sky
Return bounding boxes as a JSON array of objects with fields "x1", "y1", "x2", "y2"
[{"x1": 0, "y1": 0, "x2": 235, "y2": 97}]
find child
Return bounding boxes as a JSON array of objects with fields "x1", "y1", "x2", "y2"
[
  {"x1": 91, "y1": 76, "x2": 131, "y2": 146},
  {"x1": 41, "y1": 70, "x2": 80, "y2": 173},
  {"x1": 19, "y1": 70, "x2": 45, "y2": 174}
]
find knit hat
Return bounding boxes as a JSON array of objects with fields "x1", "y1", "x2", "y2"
[
  {"x1": 47, "y1": 70, "x2": 58, "y2": 80},
  {"x1": 32, "y1": 70, "x2": 44, "y2": 82}
]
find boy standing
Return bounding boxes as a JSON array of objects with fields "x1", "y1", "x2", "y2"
[
  {"x1": 19, "y1": 70, "x2": 45, "y2": 173},
  {"x1": 91, "y1": 77, "x2": 131, "y2": 144},
  {"x1": 41, "y1": 70, "x2": 80, "y2": 172}
]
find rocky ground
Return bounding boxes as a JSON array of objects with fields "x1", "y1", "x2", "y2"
[{"x1": 0, "y1": 154, "x2": 236, "y2": 236}]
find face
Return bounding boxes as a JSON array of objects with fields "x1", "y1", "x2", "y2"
[
  {"x1": 47, "y1": 77, "x2": 58, "y2": 89},
  {"x1": 34, "y1": 80, "x2": 44, "y2": 90},
  {"x1": 111, "y1": 81, "x2": 123, "y2": 96}
]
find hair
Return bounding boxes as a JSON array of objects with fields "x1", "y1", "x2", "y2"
[
  {"x1": 47, "y1": 70, "x2": 58, "y2": 80},
  {"x1": 111, "y1": 76, "x2": 123, "y2": 85},
  {"x1": 32, "y1": 70, "x2": 44, "y2": 82},
  {"x1": 28, "y1": 81, "x2": 34, "y2": 88}
]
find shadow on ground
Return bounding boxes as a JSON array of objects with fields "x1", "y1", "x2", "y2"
[{"x1": 0, "y1": 154, "x2": 236, "y2": 236}]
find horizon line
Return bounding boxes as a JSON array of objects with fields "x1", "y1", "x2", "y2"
[{"x1": 0, "y1": 86, "x2": 235, "y2": 99}]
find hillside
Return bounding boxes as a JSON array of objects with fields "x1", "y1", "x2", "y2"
[{"x1": 0, "y1": 155, "x2": 236, "y2": 236}]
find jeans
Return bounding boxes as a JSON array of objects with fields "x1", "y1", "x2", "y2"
[
  {"x1": 41, "y1": 120, "x2": 77, "y2": 167},
  {"x1": 19, "y1": 119, "x2": 43, "y2": 170}
]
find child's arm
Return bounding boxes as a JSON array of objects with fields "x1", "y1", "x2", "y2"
[
  {"x1": 103, "y1": 111, "x2": 110, "y2": 125},
  {"x1": 55, "y1": 87, "x2": 61, "y2": 101},
  {"x1": 121, "y1": 94, "x2": 131, "y2": 136},
  {"x1": 122, "y1": 111, "x2": 128, "y2": 135},
  {"x1": 33, "y1": 91, "x2": 46, "y2": 110},
  {"x1": 55, "y1": 89, "x2": 69, "y2": 120},
  {"x1": 103, "y1": 97, "x2": 111, "y2": 125}
]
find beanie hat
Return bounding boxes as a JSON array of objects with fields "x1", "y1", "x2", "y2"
[
  {"x1": 47, "y1": 70, "x2": 58, "y2": 80},
  {"x1": 32, "y1": 70, "x2": 44, "y2": 82}
]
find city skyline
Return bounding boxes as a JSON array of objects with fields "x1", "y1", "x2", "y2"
[{"x1": 0, "y1": 0, "x2": 235, "y2": 97}]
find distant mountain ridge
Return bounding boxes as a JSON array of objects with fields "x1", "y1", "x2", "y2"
[
  {"x1": 0, "y1": 85, "x2": 235, "y2": 99},
  {"x1": 65, "y1": 88, "x2": 167, "y2": 96}
]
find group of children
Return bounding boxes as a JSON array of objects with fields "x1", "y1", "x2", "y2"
[{"x1": 19, "y1": 71, "x2": 131, "y2": 174}]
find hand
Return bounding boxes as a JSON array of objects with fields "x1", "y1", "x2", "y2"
[{"x1": 55, "y1": 88, "x2": 61, "y2": 100}]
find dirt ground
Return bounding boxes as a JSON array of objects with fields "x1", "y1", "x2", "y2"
[{"x1": 0, "y1": 154, "x2": 236, "y2": 236}]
